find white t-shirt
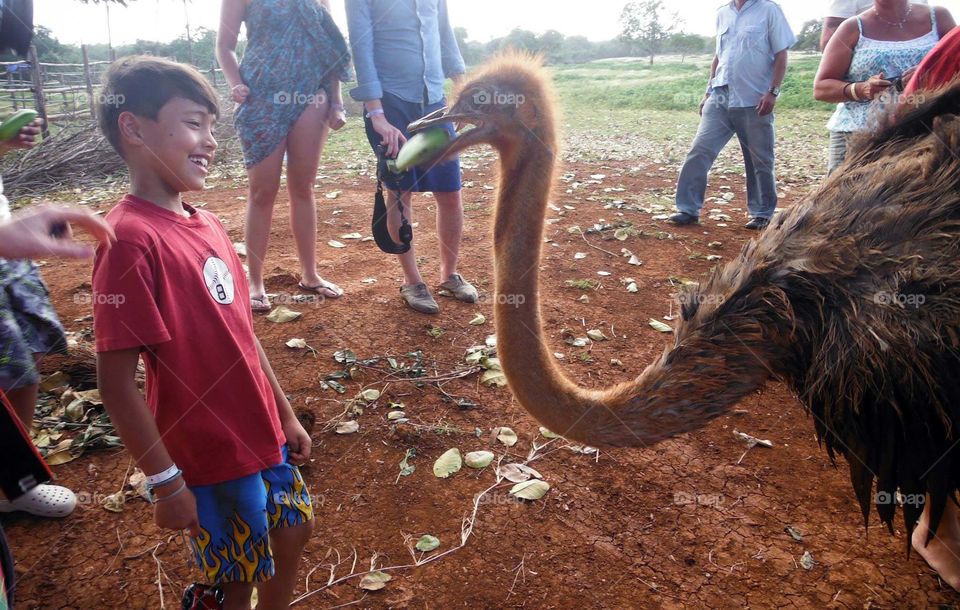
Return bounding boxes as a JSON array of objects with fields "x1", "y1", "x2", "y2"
[{"x1": 825, "y1": 0, "x2": 927, "y2": 19}]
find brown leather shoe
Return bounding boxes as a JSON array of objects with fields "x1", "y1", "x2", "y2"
[
  {"x1": 400, "y1": 283, "x2": 440, "y2": 314},
  {"x1": 438, "y1": 273, "x2": 478, "y2": 303}
]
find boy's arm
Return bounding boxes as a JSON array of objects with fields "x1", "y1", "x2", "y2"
[
  {"x1": 254, "y1": 338, "x2": 311, "y2": 465},
  {"x1": 97, "y1": 348, "x2": 199, "y2": 536}
]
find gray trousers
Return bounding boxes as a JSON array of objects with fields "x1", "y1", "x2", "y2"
[
  {"x1": 827, "y1": 130, "x2": 851, "y2": 174},
  {"x1": 675, "y1": 87, "x2": 778, "y2": 220}
]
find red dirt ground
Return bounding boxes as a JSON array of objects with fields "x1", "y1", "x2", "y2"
[{"x1": 5, "y1": 154, "x2": 960, "y2": 609}]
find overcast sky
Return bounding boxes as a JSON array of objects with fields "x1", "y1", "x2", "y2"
[{"x1": 34, "y1": 0, "x2": 960, "y2": 47}]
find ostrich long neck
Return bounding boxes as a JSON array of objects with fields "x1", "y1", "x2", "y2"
[{"x1": 492, "y1": 138, "x2": 773, "y2": 447}]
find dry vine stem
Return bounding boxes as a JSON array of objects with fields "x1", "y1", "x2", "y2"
[{"x1": 289, "y1": 459, "x2": 510, "y2": 606}]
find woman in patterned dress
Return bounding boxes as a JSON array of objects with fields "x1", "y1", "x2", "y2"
[
  {"x1": 217, "y1": 0, "x2": 352, "y2": 311},
  {"x1": 814, "y1": 1, "x2": 955, "y2": 173}
]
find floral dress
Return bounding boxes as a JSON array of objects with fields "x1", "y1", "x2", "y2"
[{"x1": 234, "y1": 0, "x2": 352, "y2": 167}]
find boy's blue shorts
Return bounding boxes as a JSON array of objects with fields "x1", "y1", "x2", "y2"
[
  {"x1": 363, "y1": 91, "x2": 462, "y2": 193},
  {"x1": 189, "y1": 446, "x2": 313, "y2": 584}
]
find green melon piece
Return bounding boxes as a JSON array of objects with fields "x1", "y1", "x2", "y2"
[
  {"x1": 395, "y1": 127, "x2": 451, "y2": 171},
  {"x1": 0, "y1": 109, "x2": 38, "y2": 141}
]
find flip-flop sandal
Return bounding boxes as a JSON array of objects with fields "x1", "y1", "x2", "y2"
[
  {"x1": 0, "y1": 484, "x2": 77, "y2": 518},
  {"x1": 298, "y1": 279, "x2": 343, "y2": 299},
  {"x1": 251, "y1": 294, "x2": 272, "y2": 312}
]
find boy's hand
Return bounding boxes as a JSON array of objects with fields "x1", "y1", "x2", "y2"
[
  {"x1": 283, "y1": 418, "x2": 312, "y2": 465},
  {"x1": 153, "y1": 485, "x2": 200, "y2": 537}
]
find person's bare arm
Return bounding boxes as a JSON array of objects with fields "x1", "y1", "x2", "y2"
[
  {"x1": 821, "y1": 16, "x2": 846, "y2": 51},
  {"x1": 757, "y1": 49, "x2": 788, "y2": 116},
  {"x1": 814, "y1": 19, "x2": 891, "y2": 103},
  {"x1": 254, "y1": 338, "x2": 311, "y2": 465},
  {"x1": 936, "y1": 6, "x2": 957, "y2": 37},
  {"x1": 97, "y1": 348, "x2": 199, "y2": 536},
  {"x1": 216, "y1": 0, "x2": 249, "y2": 104}
]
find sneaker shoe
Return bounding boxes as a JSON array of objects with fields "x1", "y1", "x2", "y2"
[
  {"x1": 668, "y1": 212, "x2": 699, "y2": 225},
  {"x1": 438, "y1": 273, "x2": 478, "y2": 303},
  {"x1": 400, "y1": 283, "x2": 440, "y2": 314},
  {"x1": 0, "y1": 484, "x2": 77, "y2": 518},
  {"x1": 745, "y1": 217, "x2": 770, "y2": 231}
]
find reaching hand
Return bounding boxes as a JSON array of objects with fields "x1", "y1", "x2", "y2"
[
  {"x1": 371, "y1": 113, "x2": 406, "y2": 158},
  {"x1": 153, "y1": 485, "x2": 201, "y2": 538},
  {"x1": 0, "y1": 118, "x2": 43, "y2": 155},
  {"x1": 860, "y1": 73, "x2": 893, "y2": 100},
  {"x1": 231, "y1": 83, "x2": 250, "y2": 104},
  {"x1": 0, "y1": 205, "x2": 116, "y2": 259}
]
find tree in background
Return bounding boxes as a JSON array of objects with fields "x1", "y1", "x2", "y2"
[
  {"x1": 619, "y1": 0, "x2": 680, "y2": 65},
  {"x1": 794, "y1": 19, "x2": 823, "y2": 52},
  {"x1": 668, "y1": 32, "x2": 709, "y2": 63}
]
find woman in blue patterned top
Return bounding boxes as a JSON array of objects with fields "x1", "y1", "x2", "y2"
[
  {"x1": 815, "y1": 1, "x2": 955, "y2": 173},
  {"x1": 217, "y1": 0, "x2": 352, "y2": 311}
]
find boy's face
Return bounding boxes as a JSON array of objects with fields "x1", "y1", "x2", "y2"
[{"x1": 133, "y1": 97, "x2": 217, "y2": 192}]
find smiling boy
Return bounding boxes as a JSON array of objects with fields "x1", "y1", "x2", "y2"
[{"x1": 91, "y1": 56, "x2": 313, "y2": 610}]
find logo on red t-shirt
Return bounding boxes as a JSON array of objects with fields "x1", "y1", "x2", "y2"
[{"x1": 202, "y1": 257, "x2": 235, "y2": 305}]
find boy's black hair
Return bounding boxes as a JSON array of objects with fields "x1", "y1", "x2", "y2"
[{"x1": 97, "y1": 55, "x2": 220, "y2": 157}]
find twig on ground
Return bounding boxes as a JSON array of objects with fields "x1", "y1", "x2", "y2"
[
  {"x1": 576, "y1": 228, "x2": 619, "y2": 257},
  {"x1": 149, "y1": 543, "x2": 164, "y2": 609},
  {"x1": 506, "y1": 553, "x2": 527, "y2": 599},
  {"x1": 290, "y1": 462, "x2": 509, "y2": 606},
  {"x1": 99, "y1": 527, "x2": 125, "y2": 577}
]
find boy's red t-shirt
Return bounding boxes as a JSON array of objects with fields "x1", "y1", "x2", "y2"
[{"x1": 92, "y1": 195, "x2": 284, "y2": 486}]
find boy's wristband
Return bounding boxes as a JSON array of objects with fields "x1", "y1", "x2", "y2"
[
  {"x1": 146, "y1": 464, "x2": 181, "y2": 488},
  {"x1": 365, "y1": 108, "x2": 385, "y2": 119}
]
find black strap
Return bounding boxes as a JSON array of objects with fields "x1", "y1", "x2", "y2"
[{"x1": 372, "y1": 145, "x2": 413, "y2": 254}]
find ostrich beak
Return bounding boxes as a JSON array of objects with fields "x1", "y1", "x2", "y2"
[
  {"x1": 407, "y1": 106, "x2": 478, "y2": 132},
  {"x1": 407, "y1": 105, "x2": 488, "y2": 165}
]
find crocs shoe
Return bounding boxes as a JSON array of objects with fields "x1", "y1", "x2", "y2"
[
  {"x1": 400, "y1": 283, "x2": 440, "y2": 314},
  {"x1": 0, "y1": 484, "x2": 77, "y2": 518},
  {"x1": 438, "y1": 274, "x2": 478, "y2": 303}
]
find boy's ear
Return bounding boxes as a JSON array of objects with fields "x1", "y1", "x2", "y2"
[{"x1": 117, "y1": 111, "x2": 144, "y2": 147}]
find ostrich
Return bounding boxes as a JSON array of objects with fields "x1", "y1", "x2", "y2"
[{"x1": 409, "y1": 54, "x2": 960, "y2": 588}]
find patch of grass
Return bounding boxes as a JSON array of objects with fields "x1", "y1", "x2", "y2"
[{"x1": 565, "y1": 279, "x2": 598, "y2": 290}]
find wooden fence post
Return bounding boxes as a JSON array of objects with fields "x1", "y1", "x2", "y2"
[
  {"x1": 27, "y1": 45, "x2": 48, "y2": 136},
  {"x1": 82, "y1": 45, "x2": 96, "y2": 119}
]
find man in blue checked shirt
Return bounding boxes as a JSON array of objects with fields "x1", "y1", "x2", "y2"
[
  {"x1": 346, "y1": 0, "x2": 476, "y2": 315},
  {"x1": 669, "y1": 0, "x2": 797, "y2": 231}
]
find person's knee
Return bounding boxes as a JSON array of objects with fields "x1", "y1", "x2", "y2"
[
  {"x1": 249, "y1": 181, "x2": 280, "y2": 207},
  {"x1": 286, "y1": 177, "x2": 314, "y2": 203},
  {"x1": 434, "y1": 192, "x2": 463, "y2": 208},
  {"x1": 278, "y1": 518, "x2": 314, "y2": 549}
]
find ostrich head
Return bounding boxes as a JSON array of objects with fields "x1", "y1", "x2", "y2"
[{"x1": 409, "y1": 52, "x2": 558, "y2": 164}]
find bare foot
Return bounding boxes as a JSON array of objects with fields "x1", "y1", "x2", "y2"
[{"x1": 912, "y1": 498, "x2": 960, "y2": 590}]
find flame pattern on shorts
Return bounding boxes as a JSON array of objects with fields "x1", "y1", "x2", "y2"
[
  {"x1": 192, "y1": 510, "x2": 273, "y2": 583},
  {"x1": 264, "y1": 466, "x2": 313, "y2": 528}
]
